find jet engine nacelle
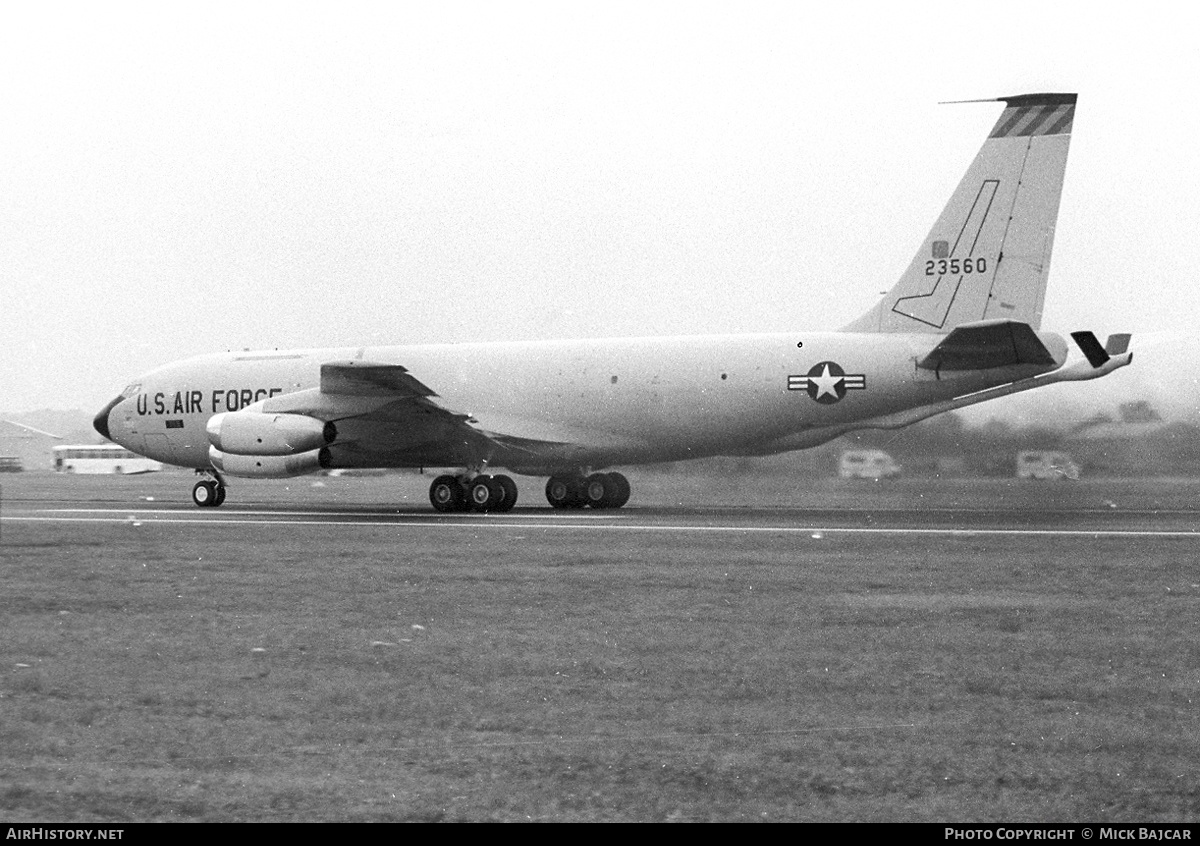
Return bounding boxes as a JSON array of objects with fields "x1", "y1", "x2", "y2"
[
  {"x1": 206, "y1": 411, "x2": 336, "y2": 456},
  {"x1": 208, "y1": 446, "x2": 331, "y2": 478}
]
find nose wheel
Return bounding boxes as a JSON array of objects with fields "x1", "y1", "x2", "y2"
[{"x1": 192, "y1": 479, "x2": 227, "y2": 508}]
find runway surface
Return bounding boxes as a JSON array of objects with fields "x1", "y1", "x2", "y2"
[{"x1": 6, "y1": 488, "x2": 1200, "y2": 537}]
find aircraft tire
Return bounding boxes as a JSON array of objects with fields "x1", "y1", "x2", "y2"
[
  {"x1": 545, "y1": 474, "x2": 584, "y2": 509},
  {"x1": 430, "y1": 475, "x2": 466, "y2": 512},
  {"x1": 583, "y1": 473, "x2": 612, "y2": 509},
  {"x1": 192, "y1": 480, "x2": 217, "y2": 508},
  {"x1": 605, "y1": 472, "x2": 631, "y2": 508},
  {"x1": 468, "y1": 475, "x2": 503, "y2": 512},
  {"x1": 493, "y1": 474, "x2": 518, "y2": 512},
  {"x1": 213, "y1": 485, "x2": 227, "y2": 507}
]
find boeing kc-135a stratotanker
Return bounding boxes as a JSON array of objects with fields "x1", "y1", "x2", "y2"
[{"x1": 94, "y1": 93, "x2": 1131, "y2": 511}]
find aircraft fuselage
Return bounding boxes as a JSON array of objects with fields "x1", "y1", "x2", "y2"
[
  {"x1": 93, "y1": 94, "x2": 1132, "y2": 511},
  {"x1": 98, "y1": 331, "x2": 1056, "y2": 476}
]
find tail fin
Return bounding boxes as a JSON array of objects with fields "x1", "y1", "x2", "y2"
[{"x1": 844, "y1": 93, "x2": 1076, "y2": 333}]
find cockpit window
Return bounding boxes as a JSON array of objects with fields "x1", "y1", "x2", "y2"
[{"x1": 120, "y1": 382, "x2": 142, "y2": 398}]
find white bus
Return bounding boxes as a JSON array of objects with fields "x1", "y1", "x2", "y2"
[{"x1": 52, "y1": 445, "x2": 163, "y2": 475}]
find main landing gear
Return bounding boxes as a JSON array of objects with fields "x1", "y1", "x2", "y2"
[
  {"x1": 429, "y1": 474, "x2": 519, "y2": 513},
  {"x1": 428, "y1": 471, "x2": 631, "y2": 512},
  {"x1": 192, "y1": 470, "x2": 227, "y2": 508},
  {"x1": 545, "y1": 472, "x2": 630, "y2": 510}
]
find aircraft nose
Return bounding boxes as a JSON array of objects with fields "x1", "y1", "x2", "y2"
[{"x1": 93, "y1": 396, "x2": 123, "y2": 441}]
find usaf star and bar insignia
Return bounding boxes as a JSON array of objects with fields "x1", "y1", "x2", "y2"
[{"x1": 787, "y1": 361, "x2": 867, "y2": 404}]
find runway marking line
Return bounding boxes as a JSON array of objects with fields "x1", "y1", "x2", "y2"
[
  {"x1": 30, "y1": 508, "x2": 625, "y2": 520},
  {"x1": 3, "y1": 513, "x2": 1198, "y2": 538}
]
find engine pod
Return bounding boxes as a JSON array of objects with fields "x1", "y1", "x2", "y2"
[
  {"x1": 206, "y1": 412, "x2": 336, "y2": 456},
  {"x1": 208, "y1": 446, "x2": 331, "y2": 478}
]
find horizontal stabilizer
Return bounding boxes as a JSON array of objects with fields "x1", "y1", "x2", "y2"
[
  {"x1": 918, "y1": 320, "x2": 1058, "y2": 371},
  {"x1": 1106, "y1": 333, "x2": 1132, "y2": 356},
  {"x1": 1068, "y1": 331, "x2": 1133, "y2": 369},
  {"x1": 320, "y1": 361, "x2": 438, "y2": 398}
]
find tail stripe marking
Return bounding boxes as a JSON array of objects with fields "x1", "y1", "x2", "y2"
[
  {"x1": 1014, "y1": 104, "x2": 1060, "y2": 137},
  {"x1": 990, "y1": 103, "x2": 1075, "y2": 138},
  {"x1": 1044, "y1": 108, "x2": 1075, "y2": 136}
]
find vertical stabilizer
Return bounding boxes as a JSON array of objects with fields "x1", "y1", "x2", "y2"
[{"x1": 844, "y1": 93, "x2": 1075, "y2": 333}]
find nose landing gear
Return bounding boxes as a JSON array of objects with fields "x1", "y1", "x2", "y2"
[{"x1": 192, "y1": 470, "x2": 227, "y2": 508}]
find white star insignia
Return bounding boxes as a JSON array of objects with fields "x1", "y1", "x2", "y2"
[{"x1": 809, "y1": 364, "x2": 843, "y2": 399}]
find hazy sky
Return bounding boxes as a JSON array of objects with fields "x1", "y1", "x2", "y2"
[{"x1": 3, "y1": 2, "x2": 1197, "y2": 416}]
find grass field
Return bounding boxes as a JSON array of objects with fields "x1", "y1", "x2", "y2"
[{"x1": 2, "y1": 473, "x2": 1199, "y2": 821}]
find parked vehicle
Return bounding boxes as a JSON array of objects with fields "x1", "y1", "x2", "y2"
[
  {"x1": 1016, "y1": 450, "x2": 1080, "y2": 480},
  {"x1": 52, "y1": 445, "x2": 162, "y2": 474},
  {"x1": 839, "y1": 450, "x2": 901, "y2": 480}
]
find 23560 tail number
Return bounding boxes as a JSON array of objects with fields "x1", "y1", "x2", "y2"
[{"x1": 925, "y1": 257, "x2": 988, "y2": 276}]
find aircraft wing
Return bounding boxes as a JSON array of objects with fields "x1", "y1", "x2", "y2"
[
  {"x1": 317, "y1": 362, "x2": 590, "y2": 445},
  {"x1": 319, "y1": 361, "x2": 439, "y2": 398},
  {"x1": 255, "y1": 361, "x2": 592, "y2": 468},
  {"x1": 315, "y1": 362, "x2": 630, "y2": 450},
  {"x1": 917, "y1": 319, "x2": 1059, "y2": 372},
  {"x1": 256, "y1": 362, "x2": 464, "y2": 423}
]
